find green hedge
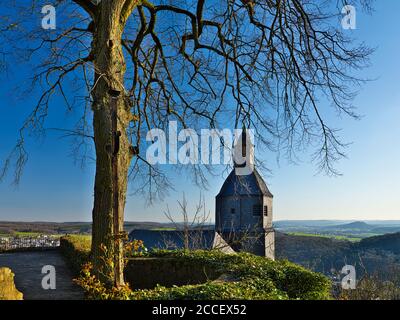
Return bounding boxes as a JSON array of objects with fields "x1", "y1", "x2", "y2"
[
  {"x1": 60, "y1": 235, "x2": 91, "y2": 275},
  {"x1": 60, "y1": 236, "x2": 332, "y2": 300},
  {"x1": 134, "y1": 250, "x2": 332, "y2": 300}
]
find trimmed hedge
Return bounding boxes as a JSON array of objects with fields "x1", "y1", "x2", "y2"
[
  {"x1": 60, "y1": 235, "x2": 332, "y2": 300},
  {"x1": 134, "y1": 250, "x2": 332, "y2": 300},
  {"x1": 60, "y1": 235, "x2": 91, "y2": 275}
]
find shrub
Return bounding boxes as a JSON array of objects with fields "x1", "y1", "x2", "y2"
[
  {"x1": 61, "y1": 236, "x2": 332, "y2": 300},
  {"x1": 0, "y1": 268, "x2": 23, "y2": 300},
  {"x1": 338, "y1": 275, "x2": 400, "y2": 300},
  {"x1": 141, "y1": 250, "x2": 332, "y2": 300}
]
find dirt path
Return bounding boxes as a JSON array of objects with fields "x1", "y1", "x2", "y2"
[{"x1": 0, "y1": 250, "x2": 83, "y2": 300}]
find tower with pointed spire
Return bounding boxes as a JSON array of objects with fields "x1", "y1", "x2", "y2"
[{"x1": 215, "y1": 129, "x2": 275, "y2": 259}]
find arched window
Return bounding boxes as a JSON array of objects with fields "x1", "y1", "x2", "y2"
[{"x1": 264, "y1": 206, "x2": 268, "y2": 216}]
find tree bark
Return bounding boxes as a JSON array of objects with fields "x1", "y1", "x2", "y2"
[{"x1": 90, "y1": 1, "x2": 133, "y2": 287}]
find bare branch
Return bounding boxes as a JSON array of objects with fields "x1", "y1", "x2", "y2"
[{"x1": 72, "y1": 0, "x2": 97, "y2": 19}]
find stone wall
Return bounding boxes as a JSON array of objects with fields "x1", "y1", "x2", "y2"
[
  {"x1": 125, "y1": 257, "x2": 221, "y2": 290},
  {"x1": 217, "y1": 195, "x2": 266, "y2": 232},
  {"x1": 0, "y1": 268, "x2": 23, "y2": 300}
]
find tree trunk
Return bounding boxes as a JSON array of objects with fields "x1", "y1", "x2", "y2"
[{"x1": 90, "y1": 1, "x2": 133, "y2": 288}]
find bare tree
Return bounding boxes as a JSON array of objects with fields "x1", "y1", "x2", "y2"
[
  {"x1": 163, "y1": 193, "x2": 261, "y2": 254},
  {"x1": 164, "y1": 193, "x2": 211, "y2": 250},
  {"x1": 0, "y1": 0, "x2": 373, "y2": 286}
]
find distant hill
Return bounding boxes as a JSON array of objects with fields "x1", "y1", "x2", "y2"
[
  {"x1": 359, "y1": 232, "x2": 400, "y2": 254},
  {"x1": 274, "y1": 220, "x2": 349, "y2": 228},
  {"x1": 0, "y1": 221, "x2": 180, "y2": 235},
  {"x1": 276, "y1": 232, "x2": 400, "y2": 279},
  {"x1": 276, "y1": 232, "x2": 355, "y2": 273},
  {"x1": 324, "y1": 221, "x2": 372, "y2": 230},
  {"x1": 274, "y1": 220, "x2": 400, "y2": 240},
  {"x1": 370, "y1": 226, "x2": 400, "y2": 234}
]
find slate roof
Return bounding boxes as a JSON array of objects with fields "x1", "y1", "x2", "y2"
[
  {"x1": 129, "y1": 229, "x2": 216, "y2": 250},
  {"x1": 217, "y1": 168, "x2": 273, "y2": 198}
]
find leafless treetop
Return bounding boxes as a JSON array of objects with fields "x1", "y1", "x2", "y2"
[{"x1": 0, "y1": 0, "x2": 373, "y2": 195}]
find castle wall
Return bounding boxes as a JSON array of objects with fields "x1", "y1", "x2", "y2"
[
  {"x1": 216, "y1": 195, "x2": 264, "y2": 232},
  {"x1": 216, "y1": 195, "x2": 241, "y2": 231},
  {"x1": 238, "y1": 196, "x2": 264, "y2": 232},
  {"x1": 265, "y1": 229, "x2": 275, "y2": 260},
  {"x1": 215, "y1": 162, "x2": 275, "y2": 259},
  {"x1": 263, "y1": 196, "x2": 273, "y2": 228}
]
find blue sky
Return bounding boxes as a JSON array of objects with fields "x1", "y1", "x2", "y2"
[{"x1": 0, "y1": 1, "x2": 399, "y2": 222}]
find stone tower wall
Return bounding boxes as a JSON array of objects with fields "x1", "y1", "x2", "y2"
[{"x1": 216, "y1": 195, "x2": 264, "y2": 232}]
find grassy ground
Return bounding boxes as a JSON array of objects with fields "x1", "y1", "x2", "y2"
[
  {"x1": 287, "y1": 232, "x2": 363, "y2": 242},
  {"x1": 0, "y1": 232, "x2": 38, "y2": 238},
  {"x1": 14, "y1": 232, "x2": 42, "y2": 237},
  {"x1": 0, "y1": 232, "x2": 63, "y2": 238}
]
